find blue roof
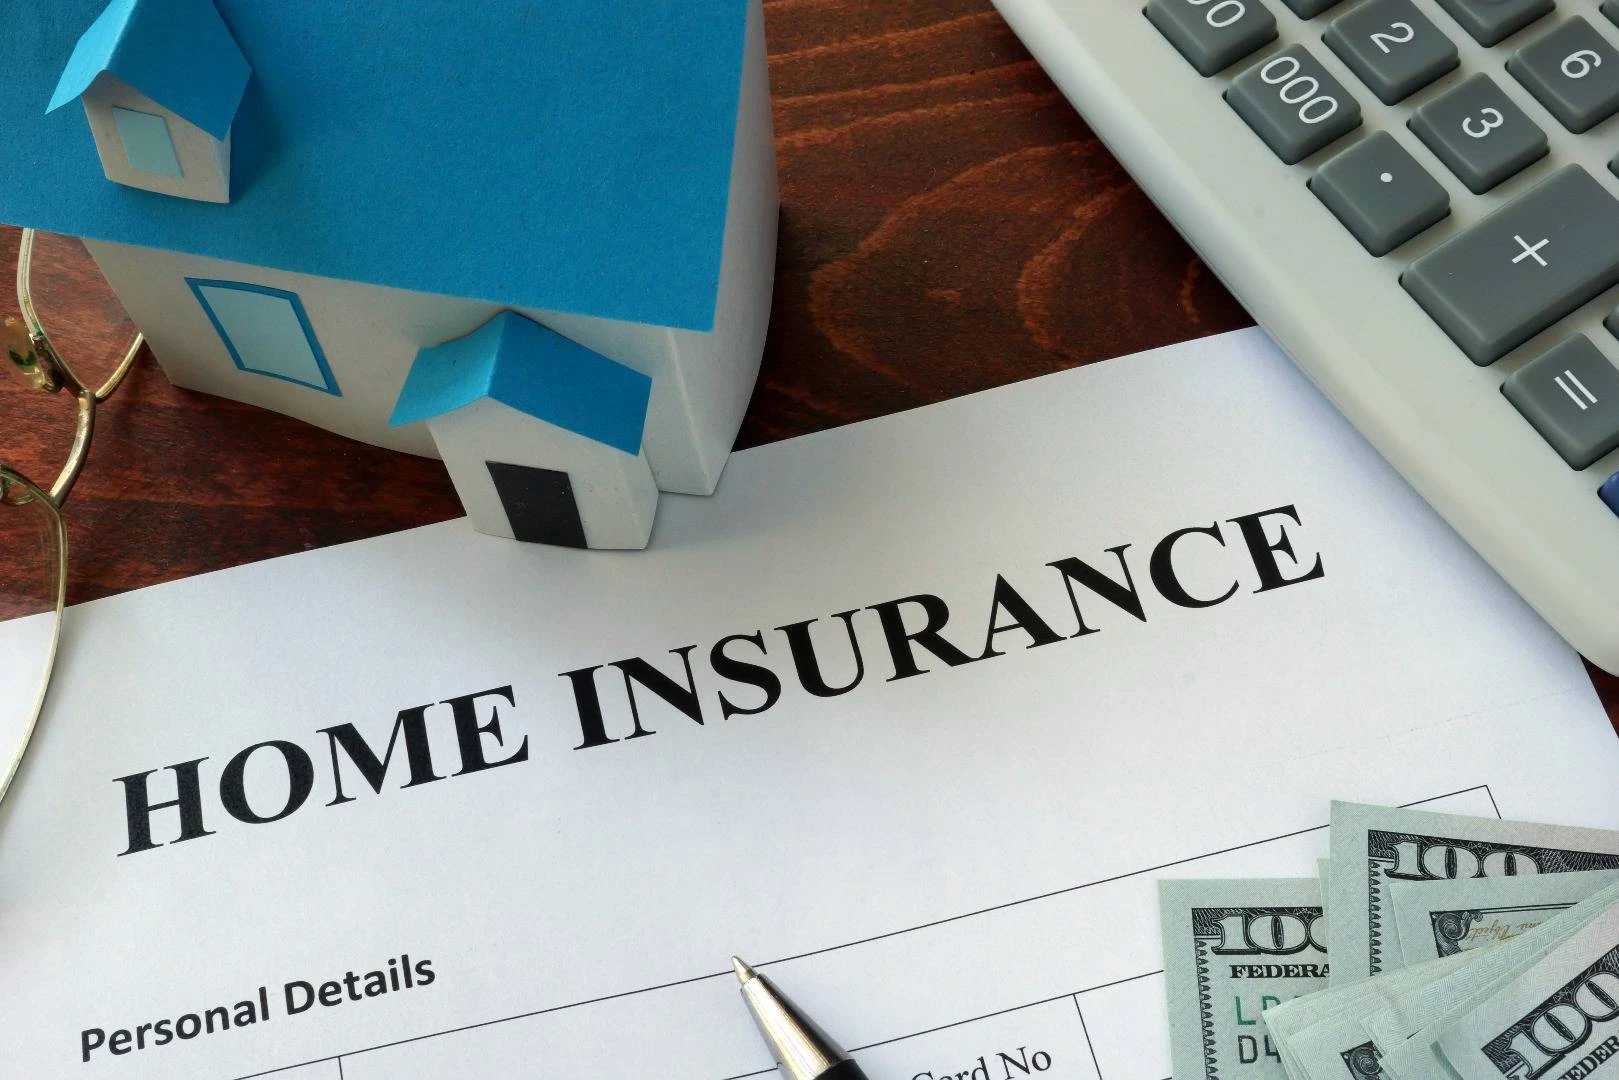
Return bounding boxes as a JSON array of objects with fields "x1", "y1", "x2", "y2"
[
  {"x1": 47, "y1": 0, "x2": 250, "y2": 141},
  {"x1": 390, "y1": 311, "x2": 652, "y2": 455},
  {"x1": 5, "y1": 0, "x2": 752, "y2": 332}
]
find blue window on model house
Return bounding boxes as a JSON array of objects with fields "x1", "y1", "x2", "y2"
[
  {"x1": 186, "y1": 280, "x2": 341, "y2": 396},
  {"x1": 111, "y1": 107, "x2": 183, "y2": 178}
]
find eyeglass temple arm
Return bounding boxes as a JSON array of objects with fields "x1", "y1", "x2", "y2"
[
  {"x1": 17, "y1": 229, "x2": 62, "y2": 385},
  {"x1": 17, "y1": 229, "x2": 143, "y2": 404},
  {"x1": 16, "y1": 229, "x2": 144, "y2": 504},
  {"x1": 48, "y1": 391, "x2": 95, "y2": 506}
]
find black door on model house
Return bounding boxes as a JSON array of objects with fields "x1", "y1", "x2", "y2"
[{"x1": 485, "y1": 462, "x2": 587, "y2": 548}]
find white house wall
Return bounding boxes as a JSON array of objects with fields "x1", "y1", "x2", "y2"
[
  {"x1": 81, "y1": 0, "x2": 777, "y2": 498},
  {"x1": 85, "y1": 241, "x2": 457, "y2": 458},
  {"x1": 82, "y1": 74, "x2": 230, "y2": 203},
  {"x1": 432, "y1": 398, "x2": 658, "y2": 550},
  {"x1": 659, "y1": 0, "x2": 779, "y2": 495},
  {"x1": 83, "y1": 245, "x2": 697, "y2": 462}
]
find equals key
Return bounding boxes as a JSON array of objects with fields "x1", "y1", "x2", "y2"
[
  {"x1": 1555, "y1": 369, "x2": 1599, "y2": 412},
  {"x1": 1504, "y1": 336, "x2": 1619, "y2": 469}
]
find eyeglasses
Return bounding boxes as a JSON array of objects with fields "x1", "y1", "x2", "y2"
[{"x1": 1, "y1": 228, "x2": 142, "y2": 807}]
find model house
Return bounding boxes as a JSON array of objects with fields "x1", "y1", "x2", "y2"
[{"x1": 7, "y1": 0, "x2": 777, "y2": 549}]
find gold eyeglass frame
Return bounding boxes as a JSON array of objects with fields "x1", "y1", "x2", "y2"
[{"x1": 0, "y1": 228, "x2": 143, "y2": 805}]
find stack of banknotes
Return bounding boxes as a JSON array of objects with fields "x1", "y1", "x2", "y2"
[{"x1": 1159, "y1": 802, "x2": 1619, "y2": 1080}]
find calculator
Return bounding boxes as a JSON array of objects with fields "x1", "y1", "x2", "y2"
[{"x1": 991, "y1": 0, "x2": 1619, "y2": 673}]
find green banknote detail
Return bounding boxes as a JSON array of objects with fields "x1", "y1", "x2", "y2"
[
  {"x1": 1435, "y1": 901, "x2": 1619, "y2": 1080},
  {"x1": 1328, "y1": 804, "x2": 1619, "y2": 985},
  {"x1": 1371, "y1": 883, "x2": 1619, "y2": 1079},
  {"x1": 1161, "y1": 879, "x2": 1328, "y2": 1080},
  {"x1": 1266, "y1": 951, "x2": 1471, "y2": 1080},
  {"x1": 1389, "y1": 871, "x2": 1619, "y2": 968}
]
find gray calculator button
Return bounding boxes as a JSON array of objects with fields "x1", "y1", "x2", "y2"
[
  {"x1": 1145, "y1": 0, "x2": 1277, "y2": 76},
  {"x1": 1409, "y1": 73, "x2": 1547, "y2": 193},
  {"x1": 1508, "y1": 18, "x2": 1619, "y2": 133},
  {"x1": 1280, "y1": 0, "x2": 1343, "y2": 16},
  {"x1": 1503, "y1": 336, "x2": 1619, "y2": 468},
  {"x1": 1310, "y1": 133, "x2": 1449, "y2": 254},
  {"x1": 1607, "y1": 0, "x2": 1619, "y2": 31},
  {"x1": 1324, "y1": 0, "x2": 1459, "y2": 105},
  {"x1": 1402, "y1": 167, "x2": 1619, "y2": 365},
  {"x1": 1432, "y1": 0, "x2": 1552, "y2": 46},
  {"x1": 1226, "y1": 45, "x2": 1362, "y2": 163}
]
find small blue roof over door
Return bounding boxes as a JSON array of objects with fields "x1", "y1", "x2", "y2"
[{"x1": 390, "y1": 312, "x2": 652, "y2": 456}]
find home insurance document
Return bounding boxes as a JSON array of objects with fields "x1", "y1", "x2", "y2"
[{"x1": 2, "y1": 327, "x2": 1617, "y2": 1080}]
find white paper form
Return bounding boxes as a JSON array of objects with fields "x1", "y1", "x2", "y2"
[{"x1": 2, "y1": 328, "x2": 1617, "y2": 1080}]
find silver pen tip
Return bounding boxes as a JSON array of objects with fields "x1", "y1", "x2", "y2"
[{"x1": 732, "y1": 956, "x2": 757, "y2": 983}]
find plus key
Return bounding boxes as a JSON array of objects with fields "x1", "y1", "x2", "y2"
[
  {"x1": 1512, "y1": 234, "x2": 1550, "y2": 267},
  {"x1": 1402, "y1": 167, "x2": 1619, "y2": 364}
]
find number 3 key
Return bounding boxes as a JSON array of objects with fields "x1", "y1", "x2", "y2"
[{"x1": 1410, "y1": 73, "x2": 1547, "y2": 193}]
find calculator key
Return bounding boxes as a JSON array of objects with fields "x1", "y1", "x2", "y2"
[
  {"x1": 1409, "y1": 73, "x2": 1547, "y2": 193},
  {"x1": 1146, "y1": 0, "x2": 1277, "y2": 76},
  {"x1": 1508, "y1": 18, "x2": 1619, "y2": 133},
  {"x1": 1401, "y1": 167, "x2": 1619, "y2": 365},
  {"x1": 1432, "y1": 0, "x2": 1552, "y2": 46},
  {"x1": 1602, "y1": 471, "x2": 1619, "y2": 517},
  {"x1": 1605, "y1": 1, "x2": 1619, "y2": 33},
  {"x1": 1310, "y1": 133, "x2": 1449, "y2": 254},
  {"x1": 1503, "y1": 336, "x2": 1619, "y2": 469},
  {"x1": 1279, "y1": 0, "x2": 1343, "y2": 16},
  {"x1": 1226, "y1": 46, "x2": 1362, "y2": 163},
  {"x1": 1324, "y1": 0, "x2": 1459, "y2": 105}
]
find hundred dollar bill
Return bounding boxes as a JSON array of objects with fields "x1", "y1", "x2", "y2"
[
  {"x1": 1264, "y1": 982, "x2": 1383, "y2": 1079},
  {"x1": 1390, "y1": 871, "x2": 1619, "y2": 968},
  {"x1": 1434, "y1": 897, "x2": 1619, "y2": 1080},
  {"x1": 1264, "y1": 980, "x2": 1382, "y2": 1078},
  {"x1": 1161, "y1": 879, "x2": 1328, "y2": 1079},
  {"x1": 1328, "y1": 803, "x2": 1619, "y2": 985},
  {"x1": 1288, "y1": 1009, "x2": 1392, "y2": 1080},
  {"x1": 1265, "y1": 953, "x2": 1471, "y2": 1080},
  {"x1": 1372, "y1": 883, "x2": 1619, "y2": 1079}
]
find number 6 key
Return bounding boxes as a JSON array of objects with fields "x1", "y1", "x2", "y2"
[
  {"x1": 1508, "y1": 16, "x2": 1619, "y2": 133},
  {"x1": 1227, "y1": 44, "x2": 1363, "y2": 164}
]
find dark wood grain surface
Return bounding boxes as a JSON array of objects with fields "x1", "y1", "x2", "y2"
[{"x1": 3, "y1": 0, "x2": 1615, "y2": 727}]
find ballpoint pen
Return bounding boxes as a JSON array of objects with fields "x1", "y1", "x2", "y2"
[{"x1": 732, "y1": 956, "x2": 871, "y2": 1080}]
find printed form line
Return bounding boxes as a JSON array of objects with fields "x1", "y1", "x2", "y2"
[
  {"x1": 1074, "y1": 996, "x2": 1103, "y2": 1079},
  {"x1": 720, "y1": 970, "x2": 1165, "y2": 1080},
  {"x1": 230, "y1": 785, "x2": 1492, "y2": 1080}
]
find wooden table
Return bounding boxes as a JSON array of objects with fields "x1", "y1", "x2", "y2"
[{"x1": 4, "y1": 0, "x2": 1615, "y2": 727}]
